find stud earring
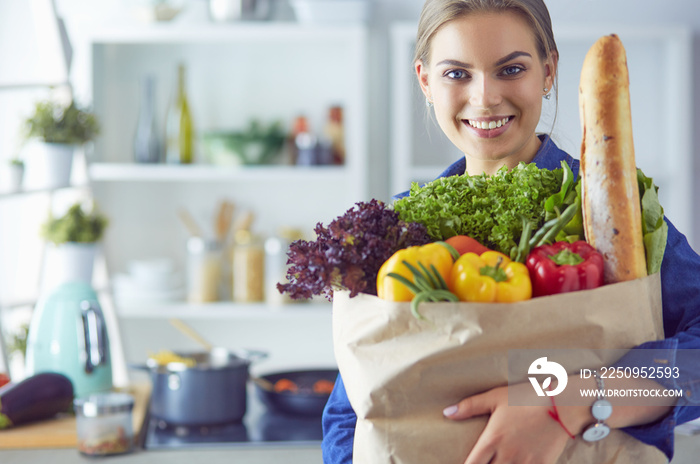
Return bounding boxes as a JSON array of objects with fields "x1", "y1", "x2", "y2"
[
  {"x1": 425, "y1": 97, "x2": 433, "y2": 108},
  {"x1": 543, "y1": 88, "x2": 551, "y2": 100}
]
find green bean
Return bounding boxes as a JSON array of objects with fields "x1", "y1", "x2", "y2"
[{"x1": 536, "y1": 202, "x2": 579, "y2": 247}]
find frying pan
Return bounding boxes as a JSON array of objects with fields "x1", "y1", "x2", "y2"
[{"x1": 253, "y1": 368, "x2": 339, "y2": 417}]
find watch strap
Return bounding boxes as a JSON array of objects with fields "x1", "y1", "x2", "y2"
[{"x1": 582, "y1": 370, "x2": 612, "y2": 442}]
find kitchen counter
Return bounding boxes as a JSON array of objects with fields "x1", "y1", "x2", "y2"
[
  {"x1": 0, "y1": 446, "x2": 322, "y2": 464},
  {"x1": 0, "y1": 380, "x2": 325, "y2": 463},
  {"x1": 3, "y1": 434, "x2": 700, "y2": 463}
]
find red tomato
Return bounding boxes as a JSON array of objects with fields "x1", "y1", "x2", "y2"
[
  {"x1": 0, "y1": 372, "x2": 9, "y2": 388},
  {"x1": 445, "y1": 235, "x2": 491, "y2": 256}
]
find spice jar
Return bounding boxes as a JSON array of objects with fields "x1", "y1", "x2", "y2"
[
  {"x1": 187, "y1": 237, "x2": 222, "y2": 303},
  {"x1": 232, "y1": 230, "x2": 265, "y2": 302},
  {"x1": 265, "y1": 227, "x2": 304, "y2": 304},
  {"x1": 74, "y1": 392, "x2": 134, "y2": 456}
]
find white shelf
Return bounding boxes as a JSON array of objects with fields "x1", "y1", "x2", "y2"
[
  {"x1": 88, "y1": 163, "x2": 347, "y2": 182},
  {"x1": 115, "y1": 300, "x2": 331, "y2": 319},
  {"x1": 0, "y1": 183, "x2": 90, "y2": 199},
  {"x1": 84, "y1": 22, "x2": 366, "y2": 44}
]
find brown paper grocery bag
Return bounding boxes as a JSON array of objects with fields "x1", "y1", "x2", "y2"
[{"x1": 333, "y1": 273, "x2": 667, "y2": 464}]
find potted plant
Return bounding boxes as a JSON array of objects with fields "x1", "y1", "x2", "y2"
[
  {"x1": 0, "y1": 158, "x2": 24, "y2": 193},
  {"x1": 22, "y1": 99, "x2": 100, "y2": 190},
  {"x1": 40, "y1": 201, "x2": 108, "y2": 289}
]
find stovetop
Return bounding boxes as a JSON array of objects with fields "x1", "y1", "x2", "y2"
[{"x1": 143, "y1": 389, "x2": 323, "y2": 450}]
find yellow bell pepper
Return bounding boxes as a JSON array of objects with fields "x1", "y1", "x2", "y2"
[
  {"x1": 377, "y1": 242, "x2": 455, "y2": 301},
  {"x1": 449, "y1": 251, "x2": 532, "y2": 303}
]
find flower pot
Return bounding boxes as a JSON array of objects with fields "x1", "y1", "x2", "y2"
[
  {"x1": 0, "y1": 164, "x2": 24, "y2": 193},
  {"x1": 42, "y1": 242, "x2": 98, "y2": 293},
  {"x1": 23, "y1": 142, "x2": 75, "y2": 190}
]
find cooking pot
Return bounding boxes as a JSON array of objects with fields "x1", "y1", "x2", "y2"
[
  {"x1": 253, "y1": 368, "x2": 338, "y2": 417},
  {"x1": 132, "y1": 347, "x2": 266, "y2": 426}
]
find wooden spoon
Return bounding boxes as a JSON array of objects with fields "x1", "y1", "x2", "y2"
[
  {"x1": 168, "y1": 318, "x2": 214, "y2": 352},
  {"x1": 177, "y1": 208, "x2": 204, "y2": 238}
]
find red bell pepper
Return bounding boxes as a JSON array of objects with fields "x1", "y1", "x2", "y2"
[{"x1": 525, "y1": 241, "x2": 604, "y2": 297}]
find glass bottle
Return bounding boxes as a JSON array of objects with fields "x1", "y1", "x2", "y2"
[
  {"x1": 325, "y1": 105, "x2": 345, "y2": 165},
  {"x1": 133, "y1": 75, "x2": 161, "y2": 163},
  {"x1": 293, "y1": 115, "x2": 318, "y2": 166},
  {"x1": 165, "y1": 64, "x2": 194, "y2": 164}
]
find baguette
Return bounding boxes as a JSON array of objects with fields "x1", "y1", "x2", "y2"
[{"x1": 579, "y1": 34, "x2": 647, "y2": 284}]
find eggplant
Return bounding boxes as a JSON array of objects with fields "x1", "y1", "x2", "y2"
[{"x1": 0, "y1": 372, "x2": 74, "y2": 429}]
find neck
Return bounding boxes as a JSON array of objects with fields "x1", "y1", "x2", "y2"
[{"x1": 464, "y1": 135, "x2": 543, "y2": 176}]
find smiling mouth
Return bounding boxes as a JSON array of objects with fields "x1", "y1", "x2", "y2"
[{"x1": 466, "y1": 116, "x2": 512, "y2": 130}]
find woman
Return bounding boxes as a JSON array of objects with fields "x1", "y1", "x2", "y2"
[{"x1": 322, "y1": 1, "x2": 700, "y2": 463}]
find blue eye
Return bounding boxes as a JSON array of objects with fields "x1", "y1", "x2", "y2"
[
  {"x1": 501, "y1": 65, "x2": 524, "y2": 77},
  {"x1": 445, "y1": 69, "x2": 469, "y2": 80}
]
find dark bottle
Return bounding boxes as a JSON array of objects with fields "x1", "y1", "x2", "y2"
[
  {"x1": 325, "y1": 105, "x2": 345, "y2": 165},
  {"x1": 133, "y1": 75, "x2": 161, "y2": 163}
]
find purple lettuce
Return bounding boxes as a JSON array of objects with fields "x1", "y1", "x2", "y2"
[{"x1": 277, "y1": 199, "x2": 432, "y2": 300}]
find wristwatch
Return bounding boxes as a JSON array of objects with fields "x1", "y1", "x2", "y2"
[{"x1": 582, "y1": 369, "x2": 613, "y2": 441}]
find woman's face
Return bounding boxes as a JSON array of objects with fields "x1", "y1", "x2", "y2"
[{"x1": 416, "y1": 11, "x2": 556, "y2": 173}]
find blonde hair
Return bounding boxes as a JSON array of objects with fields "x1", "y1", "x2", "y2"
[
  {"x1": 414, "y1": 0, "x2": 558, "y2": 66},
  {"x1": 414, "y1": 0, "x2": 560, "y2": 130}
]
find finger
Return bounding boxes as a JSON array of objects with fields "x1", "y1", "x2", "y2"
[
  {"x1": 443, "y1": 391, "x2": 496, "y2": 421},
  {"x1": 464, "y1": 442, "x2": 496, "y2": 464}
]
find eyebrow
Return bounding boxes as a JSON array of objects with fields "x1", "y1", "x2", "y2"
[{"x1": 435, "y1": 51, "x2": 533, "y2": 68}]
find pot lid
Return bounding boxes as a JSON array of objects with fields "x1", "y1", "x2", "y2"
[
  {"x1": 74, "y1": 392, "x2": 134, "y2": 417},
  {"x1": 146, "y1": 347, "x2": 265, "y2": 372}
]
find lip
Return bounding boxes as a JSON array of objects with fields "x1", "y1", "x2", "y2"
[{"x1": 462, "y1": 116, "x2": 513, "y2": 139}]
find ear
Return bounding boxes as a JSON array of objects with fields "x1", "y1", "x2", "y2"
[
  {"x1": 543, "y1": 51, "x2": 558, "y2": 91},
  {"x1": 415, "y1": 60, "x2": 432, "y2": 101}
]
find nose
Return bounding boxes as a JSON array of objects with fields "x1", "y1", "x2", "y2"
[{"x1": 469, "y1": 75, "x2": 502, "y2": 109}]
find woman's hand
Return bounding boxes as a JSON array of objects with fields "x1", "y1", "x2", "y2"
[{"x1": 443, "y1": 383, "x2": 573, "y2": 464}]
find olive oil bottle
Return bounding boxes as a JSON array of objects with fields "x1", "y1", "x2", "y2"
[{"x1": 165, "y1": 64, "x2": 194, "y2": 164}]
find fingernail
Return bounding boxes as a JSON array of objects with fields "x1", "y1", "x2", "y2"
[{"x1": 443, "y1": 405, "x2": 458, "y2": 417}]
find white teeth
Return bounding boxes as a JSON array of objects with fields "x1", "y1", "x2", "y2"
[{"x1": 468, "y1": 117, "x2": 510, "y2": 130}]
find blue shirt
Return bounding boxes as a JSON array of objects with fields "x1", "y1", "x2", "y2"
[{"x1": 322, "y1": 135, "x2": 700, "y2": 462}]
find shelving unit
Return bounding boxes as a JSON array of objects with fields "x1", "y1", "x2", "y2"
[
  {"x1": 68, "y1": 22, "x2": 369, "y2": 319},
  {"x1": 390, "y1": 22, "x2": 694, "y2": 241}
]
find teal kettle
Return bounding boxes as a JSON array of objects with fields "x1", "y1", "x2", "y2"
[{"x1": 26, "y1": 282, "x2": 113, "y2": 397}]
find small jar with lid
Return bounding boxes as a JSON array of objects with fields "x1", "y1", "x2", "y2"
[
  {"x1": 74, "y1": 392, "x2": 135, "y2": 456},
  {"x1": 232, "y1": 230, "x2": 265, "y2": 303},
  {"x1": 186, "y1": 236, "x2": 222, "y2": 303}
]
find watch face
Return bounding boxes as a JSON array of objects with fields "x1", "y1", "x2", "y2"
[
  {"x1": 591, "y1": 399, "x2": 613, "y2": 421},
  {"x1": 582, "y1": 423, "x2": 610, "y2": 442}
]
